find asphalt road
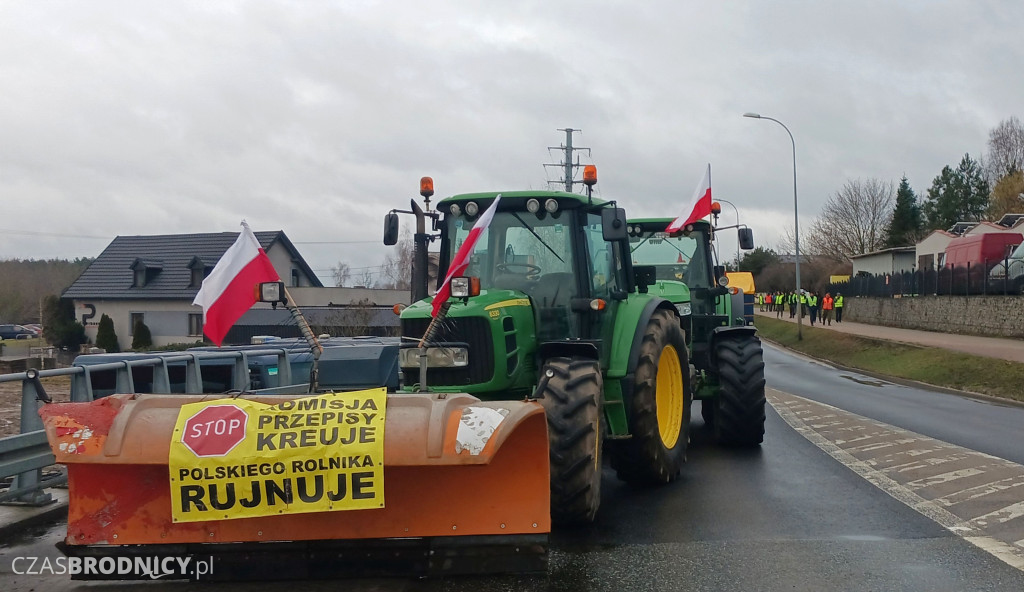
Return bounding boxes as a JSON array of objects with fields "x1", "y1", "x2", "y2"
[{"x1": 3, "y1": 342, "x2": 1024, "y2": 591}]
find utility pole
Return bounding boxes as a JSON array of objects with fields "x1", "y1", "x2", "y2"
[{"x1": 543, "y1": 128, "x2": 591, "y2": 192}]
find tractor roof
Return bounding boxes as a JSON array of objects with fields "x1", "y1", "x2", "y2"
[{"x1": 438, "y1": 190, "x2": 611, "y2": 208}]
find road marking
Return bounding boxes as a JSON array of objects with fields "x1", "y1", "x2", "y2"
[
  {"x1": 907, "y1": 467, "x2": 986, "y2": 490},
  {"x1": 769, "y1": 388, "x2": 1024, "y2": 572},
  {"x1": 974, "y1": 501, "x2": 1024, "y2": 527}
]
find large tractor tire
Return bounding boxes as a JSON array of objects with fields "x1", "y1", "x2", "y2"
[
  {"x1": 713, "y1": 335, "x2": 766, "y2": 446},
  {"x1": 611, "y1": 308, "x2": 690, "y2": 484},
  {"x1": 538, "y1": 357, "x2": 603, "y2": 525}
]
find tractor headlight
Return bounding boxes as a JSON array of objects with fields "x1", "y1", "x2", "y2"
[
  {"x1": 465, "y1": 201, "x2": 479, "y2": 216},
  {"x1": 450, "y1": 203, "x2": 461, "y2": 216},
  {"x1": 526, "y1": 198, "x2": 540, "y2": 213},
  {"x1": 544, "y1": 199, "x2": 559, "y2": 213},
  {"x1": 399, "y1": 347, "x2": 469, "y2": 368},
  {"x1": 675, "y1": 302, "x2": 692, "y2": 317},
  {"x1": 451, "y1": 277, "x2": 471, "y2": 298}
]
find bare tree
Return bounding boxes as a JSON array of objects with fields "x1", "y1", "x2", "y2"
[
  {"x1": 331, "y1": 262, "x2": 351, "y2": 287},
  {"x1": 378, "y1": 231, "x2": 414, "y2": 290},
  {"x1": 805, "y1": 178, "x2": 895, "y2": 262},
  {"x1": 355, "y1": 267, "x2": 376, "y2": 288},
  {"x1": 774, "y1": 224, "x2": 798, "y2": 256},
  {"x1": 986, "y1": 116, "x2": 1024, "y2": 183}
]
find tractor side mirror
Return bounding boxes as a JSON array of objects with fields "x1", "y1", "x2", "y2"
[
  {"x1": 384, "y1": 213, "x2": 399, "y2": 245},
  {"x1": 602, "y1": 208, "x2": 627, "y2": 241},
  {"x1": 738, "y1": 227, "x2": 754, "y2": 250}
]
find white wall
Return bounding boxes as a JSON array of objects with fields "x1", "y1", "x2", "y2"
[{"x1": 916, "y1": 231, "x2": 954, "y2": 268}]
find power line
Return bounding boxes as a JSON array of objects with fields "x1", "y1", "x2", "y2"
[
  {"x1": 292, "y1": 240, "x2": 379, "y2": 245},
  {"x1": 0, "y1": 228, "x2": 110, "y2": 239}
]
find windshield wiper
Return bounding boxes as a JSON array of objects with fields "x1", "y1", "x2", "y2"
[
  {"x1": 630, "y1": 235, "x2": 653, "y2": 254},
  {"x1": 511, "y1": 212, "x2": 564, "y2": 263}
]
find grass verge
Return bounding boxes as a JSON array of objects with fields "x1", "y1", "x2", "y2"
[{"x1": 754, "y1": 316, "x2": 1024, "y2": 403}]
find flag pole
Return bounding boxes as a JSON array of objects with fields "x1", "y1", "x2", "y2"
[{"x1": 283, "y1": 286, "x2": 323, "y2": 393}]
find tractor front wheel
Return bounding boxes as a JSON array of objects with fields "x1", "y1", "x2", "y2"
[
  {"x1": 713, "y1": 335, "x2": 766, "y2": 446},
  {"x1": 611, "y1": 308, "x2": 690, "y2": 484},
  {"x1": 538, "y1": 357, "x2": 603, "y2": 525}
]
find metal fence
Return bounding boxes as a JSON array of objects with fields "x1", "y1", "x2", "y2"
[
  {"x1": 827, "y1": 259, "x2": 1022, "y2": 298},
  {"x1": 0, "y1": 348, "x2": 299, "y2": 506}
]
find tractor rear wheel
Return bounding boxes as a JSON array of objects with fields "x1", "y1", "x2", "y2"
[
  {"x1": 538, "y1": 357, "x2": 603, "y2": 525},
  {"x1": 713, "y1": 335, "x2": 766, "y2": 446},
  {"x1": 611, "y1": 308, "x2": 690, "y2": 484}
]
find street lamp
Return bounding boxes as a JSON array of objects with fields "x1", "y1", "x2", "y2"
[
  {"x1": 716, "y1": 198, "x2": 741, "y2": 268},
  {"x1": 744, "y1": 112, "x2": 802, "y2": 340}
]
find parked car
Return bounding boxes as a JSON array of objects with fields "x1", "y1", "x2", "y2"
[
  {"x1": 989, "y1": 241, "x2": 1024, "y2": 294},
  {"x1": 0, "y1": 324, "x2": 37, "y2": 340}
]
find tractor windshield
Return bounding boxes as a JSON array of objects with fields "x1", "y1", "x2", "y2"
[
  {"x1": 629, "y1": 229, "x2": 712, "y2": 289},
  {"x1": 446, "y1": 210, "x2": 576, "y2": 297}
]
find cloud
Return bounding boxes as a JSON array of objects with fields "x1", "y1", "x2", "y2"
[{"x1": 1, "y1": 1, "x2": 1021, "y2": 283}]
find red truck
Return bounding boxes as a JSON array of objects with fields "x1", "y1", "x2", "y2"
[
  {"x1": 941, "y1": 232, "x2": 1023, "y2": 293},
  {"x1": 943, "y1": 232, "x2": 1023, "y2": 269}
]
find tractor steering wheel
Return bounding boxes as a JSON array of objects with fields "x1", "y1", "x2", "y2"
[{"x1": 496, "y1": 262, "x2": 541, "y2": 277}]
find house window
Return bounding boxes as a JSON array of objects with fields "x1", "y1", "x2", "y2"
[
  {"x1": 291, "y1": 268, "x2": 300, "y2": 287},
  {"x1": 188, "y1": 313, "x2": 203, "y2": 337},
  {"x1": 134, "y1": 268, "x2": 146, "y2": 288},
  {"x1": 129, "y1": 313, "x2": 145, "y2": 335},
  {"x1": 191, "y1": 267, "x2": 205, "y2": 287}
]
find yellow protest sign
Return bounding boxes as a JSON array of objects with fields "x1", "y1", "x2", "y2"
[{"x1": 168, "y1": 388, "x2": 386, "y2": 523}]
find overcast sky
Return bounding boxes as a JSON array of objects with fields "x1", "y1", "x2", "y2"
[{"x1": 1, "y1": 1, "x2": 1020, "y2": 284}]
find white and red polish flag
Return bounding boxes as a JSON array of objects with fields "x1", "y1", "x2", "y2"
[
  {"x1": 666, "y1": 163, "x2": 712, "y2": 233},
  {"x1": 192, "y1": 221, "x2": 280, "y2": 346},
  {"x1": 431, "y1": 195, "x2": 502, "y2": 318}
]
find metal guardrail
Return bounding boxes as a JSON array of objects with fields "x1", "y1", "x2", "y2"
[{"x1": 0, "y1": 348, "x2": 297, "y2": 506}]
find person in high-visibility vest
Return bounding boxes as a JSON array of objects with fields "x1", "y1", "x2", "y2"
[
  {"x1": 808, "y1": 292, "x2": 819, "y2": 326},
  {"x1": 822, "y1": 292, "x2": 834, "y2": 326},
  {"x1": 776, "y1": 291, "x2": 785, "y2": 318},
  {"x1": 835, "y1": 292, "x2": 845, "y2": 323},
  {"x1": 789, "y1": 291, "x2": 798, "y2": 318}
]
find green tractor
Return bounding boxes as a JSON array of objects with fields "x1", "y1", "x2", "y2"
[
  {"x1": 625, "y1": 217, "x2": 766, "y2": 445},
  {"x1": 383, "y1": 177, "x2": 730, "y2": 525}
]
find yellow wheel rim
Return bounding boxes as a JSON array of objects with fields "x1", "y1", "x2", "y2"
[{"x1": 656, "y1": 344, "x2": 684, "y2": 448}]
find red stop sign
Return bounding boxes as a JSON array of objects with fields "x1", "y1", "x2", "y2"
[{"x1": 181, "y1": 405, "x2": 249, "y2": 457}]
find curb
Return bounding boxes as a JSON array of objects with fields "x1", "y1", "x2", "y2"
[
  {"x1": 759, "y1": 336, "x2": 1024, "y2": 410},
  {"x1": 0, "y1": 489, "x2": 68, "y2": 543}
]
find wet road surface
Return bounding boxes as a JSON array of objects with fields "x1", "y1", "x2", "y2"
[{"x1": 4, "y1": 343, "x2": 1024, "y2": 590}]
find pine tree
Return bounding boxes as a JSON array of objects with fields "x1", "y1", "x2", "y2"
[
  {"x1": 885, "y1": 176, "x2": 923, "y2": 246},
  {"x1": 922, "y1": 154, "x2": 991, "y2": 230},
  {"x1": 131, "y1": 320, "x2": 153, "y2": 350},
  {"x1": 95, "y1": 314, "x2": 120, "y2": 353}
]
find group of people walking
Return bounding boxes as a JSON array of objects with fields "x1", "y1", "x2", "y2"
[{"x1": 758, "y1": 290, "x2": 844, "y2": 326}]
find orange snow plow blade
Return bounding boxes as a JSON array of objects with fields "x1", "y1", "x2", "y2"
[{"x1": 40, "y1": 392, "x2": 550, "y2": 580}]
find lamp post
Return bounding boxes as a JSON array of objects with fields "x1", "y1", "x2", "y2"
[
  {"x1": 716, "y1": 198, "x2": 741, "y2": 268},
  {"x1": 744, "y1": 112, "x2": 802, "y2": 340}
]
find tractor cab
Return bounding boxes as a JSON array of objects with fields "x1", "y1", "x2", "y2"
[{"x1": 438, "y1": 191, "x2": 627, "y2": 343}]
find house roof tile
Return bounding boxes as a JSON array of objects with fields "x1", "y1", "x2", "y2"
[{"x1": 63, "y1": 231, "x2": 322, "y2": 300}]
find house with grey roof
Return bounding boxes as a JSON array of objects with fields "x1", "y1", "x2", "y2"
[{"x1": 63, "y1": 230, "x2": 323, "y2": 350}]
